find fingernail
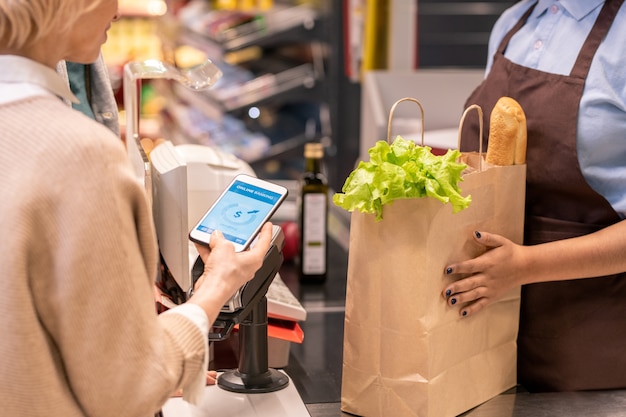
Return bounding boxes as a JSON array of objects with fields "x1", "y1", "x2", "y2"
[
  {"x1": 445, "y1": 289, "x2": 452, "y2": 297},
  {"x1": 451, "y1": 298, "x2": 457, "y2": 305},
  {"x1": 462, "y1": 310, "x2": 468, "y2": 317},
  {"x1": 475, "y1": 231, "x2": 482, "y2": 239},
  {"x1": 445, "y1": 266, "x2": 453, "y2": 274}
]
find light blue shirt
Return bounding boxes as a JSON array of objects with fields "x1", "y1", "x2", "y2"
[{"x1": 486, "y1": 0, "x2": 626, "y2": 218}]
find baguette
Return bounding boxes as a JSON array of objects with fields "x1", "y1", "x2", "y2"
[{"x1": 486, "y1": 96, "x2": 527, "y2": 165}]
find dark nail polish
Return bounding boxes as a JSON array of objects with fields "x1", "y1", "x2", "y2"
[
  {"x1": 445, "y1": 289, "x2": 452, "y2": 297},
  {"x1": 462, "y1": 310, "x2": 468, "y2": 317},
  {"x1": 475, "y1": 231, "x2": 482, "y2": 239},
  {"x1": 451, "y1": 298, "x2": 457, "y2": 305},
  {"x1": 445, "y1": 267, "x2": 453, "y2": 274}
]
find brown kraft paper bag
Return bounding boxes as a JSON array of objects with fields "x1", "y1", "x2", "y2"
[{"x1": 340, "y1": 102, "x2": 525, "y2": 417}]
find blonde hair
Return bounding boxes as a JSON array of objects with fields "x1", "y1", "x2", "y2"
[{"x1": 0, "y1": 0, "x2": 102, "y2": 49}]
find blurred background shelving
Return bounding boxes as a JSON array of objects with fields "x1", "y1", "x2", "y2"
[
  {"x1": 104, "y1": 0, "x2": 359, "y2": 191},
  {"x1": 102, "y1": 0, "x2": 514, "y2": 191},
  {"x1": 158, "y1": 1, "x2": 333, "y2": 181}
]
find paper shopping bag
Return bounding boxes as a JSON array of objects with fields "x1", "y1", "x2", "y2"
[{"x1": 339, "y1": 101, "x2": 525, "y2": 417}]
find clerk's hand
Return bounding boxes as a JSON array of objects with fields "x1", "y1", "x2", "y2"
[
  {"x1": 441, "y1": 230, "x2": 527, "y2": 317},
  {"x1": 188, "y1": 223, "x2": 273, "y2": 322}
]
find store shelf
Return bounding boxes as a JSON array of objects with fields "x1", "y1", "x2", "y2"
[
  {"x1": 159, "y1": 108, "x2": 272, "y2": 162},
  {"x1": 174, "y1": 62, "x2": 316, "y2": 112},
  {"x1": 179, "y1": 4, "x2": 320, "y2": 52},
  {"x1": 160, "y1": 1, "x2": 335, "y2": 180}
]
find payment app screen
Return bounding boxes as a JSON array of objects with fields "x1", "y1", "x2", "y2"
[{"x1": 194, "y1": 180, "x2": 281, "y2": 246}]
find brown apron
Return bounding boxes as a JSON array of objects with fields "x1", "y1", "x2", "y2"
[{"x1": 461, "y1": 0, "x2": 626, "y2": 392}]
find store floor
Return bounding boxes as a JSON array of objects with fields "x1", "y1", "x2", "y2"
[{"x1": 212, "y1": 205, "x2": 626, "y2": 417}]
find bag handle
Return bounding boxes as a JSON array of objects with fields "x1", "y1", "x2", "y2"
[
  {"x1": 387, "y1": 97, "x2": 425, "y2": 146},
  {"x1": 457, "y1": 104, "x2": 484, "y2": 172}
]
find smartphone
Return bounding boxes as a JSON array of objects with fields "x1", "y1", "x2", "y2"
[{"x1": 189, "y1": 174, "x2": 288, "y2": 252}]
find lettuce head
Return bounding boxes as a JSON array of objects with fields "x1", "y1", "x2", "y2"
[{"x1": 333, "y1": 136, "x2": 471, "y2": 220}]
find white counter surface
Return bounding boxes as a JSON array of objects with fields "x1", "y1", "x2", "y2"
[{"x1": 162, "y1": 372, "x2": 310, "y2": 417}]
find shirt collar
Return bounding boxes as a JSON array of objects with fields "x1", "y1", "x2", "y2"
[
  {"x1": 0, "y1": 55, "x2": 79, "y2": 103},
  {"x1": 535, "y1": 0, "x2": 605, "y2": 21}
]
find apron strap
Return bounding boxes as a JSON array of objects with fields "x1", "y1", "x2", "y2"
[
  {"x1": 496, "y1": 2, "x2": 537, "y2": 55},
  {"x1": 571, "y1": 0, "x2": 625, "y2": 79}
]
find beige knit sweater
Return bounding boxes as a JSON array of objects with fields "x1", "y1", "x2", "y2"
[{"x1": 0, "y1": 93, "x2": 205, "y2": 415}]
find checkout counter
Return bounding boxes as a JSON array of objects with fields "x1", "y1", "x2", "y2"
[
  {"x1": 156, "y1": 68, "x2": 626, "y2": 416},
  {"x1": 158, "y1": 196, "x2": 626, "y2": 417}
]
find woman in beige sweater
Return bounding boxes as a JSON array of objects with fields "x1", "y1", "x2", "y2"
[{"x1": 0, "y1": 1, "x2": 273, "y2": 416}]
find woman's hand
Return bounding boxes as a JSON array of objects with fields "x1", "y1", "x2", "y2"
[
  {"x1": 171, "y1": 370, "x2": 219, "y2": 397},
  {"x1": 188, "y1": 222, "x2": 274, "y2": 323},
  {"x1": 205, "y1": 370, "x2": 218, "y2": 385},
  {"x1": 442, "y1": 231, "x2": 528, "y2": 317}
]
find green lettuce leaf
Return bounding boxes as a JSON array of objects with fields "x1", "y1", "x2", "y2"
[{"x1": 332, "y1": 136, "x2": 471, "y2": 220}]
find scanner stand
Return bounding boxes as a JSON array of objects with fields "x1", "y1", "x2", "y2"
[
  {"x1": 206, "y1": 227, "x2": 289, "y2": 393},
  {"x1": 159, "y1": 227, "x2": 310, "y2": 416},
  {"x1": 218, "y1": 295, "x2": 289, "y2": 393}
]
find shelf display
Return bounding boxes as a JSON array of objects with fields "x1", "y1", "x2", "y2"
[
  {"x1": 158, "y1": 0, "x2": 333, "y2": 180},
  {"x1": 102, "y1": 2, "x2": 169, "y2": 140},
  {"x1": 100, "y1": 0, "x2": 359, "y2": 190}
]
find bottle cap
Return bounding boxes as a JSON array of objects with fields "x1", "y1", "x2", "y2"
[{"x1": 304, "y1": 142, "x2": 323, "y2": 159}]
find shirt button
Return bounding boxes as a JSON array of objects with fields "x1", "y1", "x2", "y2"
[
  {"x1": 550, "y1": 4, "x2": 559, "y2": 13},
  {"x1": 534, "y1": 39, "x2": 543, "y2": 49}
]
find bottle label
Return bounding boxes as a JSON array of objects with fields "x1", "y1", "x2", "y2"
[{"x1": 302, "y1": 193, "x2": 327, "y2": 275}]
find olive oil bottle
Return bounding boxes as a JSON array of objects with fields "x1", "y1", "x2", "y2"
[{"x1": 298, "y1": 142, "x2": 328, "y2": 283}]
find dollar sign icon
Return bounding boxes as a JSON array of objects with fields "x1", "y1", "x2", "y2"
[{"x1": 234, "y1": 210, "x2": 242, "y2": 218}]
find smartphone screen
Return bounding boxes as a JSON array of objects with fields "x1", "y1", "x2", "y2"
[{"x1": 189, "y1": 175, "x2": 287, "y2": 252}]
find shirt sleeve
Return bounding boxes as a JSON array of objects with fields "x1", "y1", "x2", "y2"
[{"x1": 162, "y1": 303, "x2": 210, "y2": 404}]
